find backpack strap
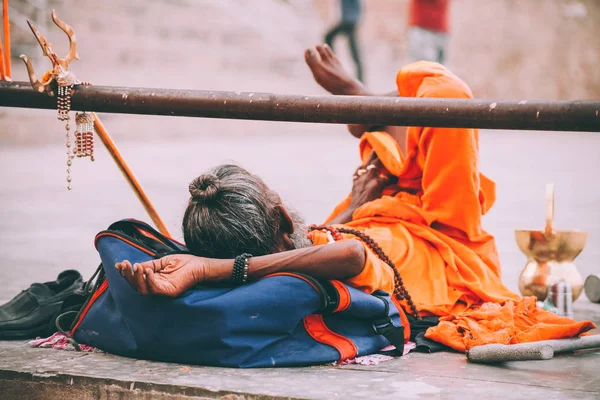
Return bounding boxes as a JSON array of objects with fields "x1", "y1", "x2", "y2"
[
  {"x1": 318, "y1": 280, "x2": 340, "y2": 314},
  {"x1": 108, "y1": 219, "x2": 183, "y2": 251},
  {"x1": 106, "y1": 219, "x2": 191, "y2": 258},
  {"x1": 372, "y1": 295, "x2": 405, "y2": 356},
  {"x1": 49, "y1": 263, "x2": 106, "y2": 350}
]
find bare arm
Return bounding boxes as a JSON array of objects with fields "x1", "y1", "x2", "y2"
[
  {"x1": 208, "y1": 240, "x2": 365, "y2": 282},
  {"x1": 116, "y1": 240, "x2": 366, "y2": 297}
]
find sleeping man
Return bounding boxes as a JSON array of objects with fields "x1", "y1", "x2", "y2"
[{"x1": 117, "y1": 45, "x2": 595, "y2": 352}]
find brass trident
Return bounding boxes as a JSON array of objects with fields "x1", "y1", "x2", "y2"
[{"x1": 19, "y1": 9, "x2": 81, "y2": 96}]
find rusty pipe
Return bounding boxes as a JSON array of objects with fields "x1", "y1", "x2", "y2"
[{"x1": 0, "y1": 81, "x2": 598, "y2": 132}]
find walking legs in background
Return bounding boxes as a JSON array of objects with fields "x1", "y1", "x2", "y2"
[{"x1": 324, "y1": 21, "x2": 363, "y2": 82}]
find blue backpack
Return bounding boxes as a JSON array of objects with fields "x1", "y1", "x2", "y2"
[{"x1": 70, "y1": 219, "x2": 409, "y2": 368}]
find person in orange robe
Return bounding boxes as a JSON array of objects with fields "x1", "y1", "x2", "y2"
[
  {"x1": 119, "y1": 45, "x2": 595, "y2": 354},
  {"x1": 304, "y1": 44, "x2": 595, "y2": 351}
]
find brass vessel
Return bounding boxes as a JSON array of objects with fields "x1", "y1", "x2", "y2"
[{"x1": 516, "y1": 184, "x2": 588, "y2": 302}]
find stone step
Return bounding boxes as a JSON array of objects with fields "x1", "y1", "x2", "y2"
[{"x1": 1, "y1": 337, "x2": 599, "y2": 400}]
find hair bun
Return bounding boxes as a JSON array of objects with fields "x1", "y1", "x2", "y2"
[{"x1": 189, "y1": 174, "x2": 220, "y2": 203}]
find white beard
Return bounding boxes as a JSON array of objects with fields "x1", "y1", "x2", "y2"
[{"x1": 286, "y1": 207, "x2": 312, "y2": 249}]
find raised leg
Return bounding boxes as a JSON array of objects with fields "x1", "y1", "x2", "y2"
[
  {"x1": 304, "y1": 44, "x2": 369, "y2": 96},
  {"x1": 304, "y1": 44, "x2": 406, "y2": 145}
]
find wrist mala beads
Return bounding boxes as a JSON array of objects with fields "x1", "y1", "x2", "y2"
[
  {"x1": 232, "y1": 253, "x2": 253, "y2": 284},
  {"x1": 308, "y1": 224, "x2": 422, "y2": 320}
]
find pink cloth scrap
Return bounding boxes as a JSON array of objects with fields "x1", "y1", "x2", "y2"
[
  {"x1": 334, "y1": 341, "x2": 417, "y2": 366},
  {"x1": 28, "y1": 332, "x2": 102, "y2": 353}
]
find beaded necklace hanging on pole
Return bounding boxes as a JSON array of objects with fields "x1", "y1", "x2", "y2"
[
  {"x1": 20, "y1": 10, "x2": 95, "y2": 190},
  {"x1": 308, "y1": 224, "x2": 422, "y2": 320},
  {"x1": 57, "y1": 73, "x2": 96, "y2": 189}
]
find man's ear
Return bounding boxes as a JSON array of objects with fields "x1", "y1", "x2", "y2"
[{"x1": 275, "y1": 205, "x2": 294, "y2": 235}]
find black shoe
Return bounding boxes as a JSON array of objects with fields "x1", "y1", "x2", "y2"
[{"x1": 0, "y1": 270, "x2": 84, "y2": 339}]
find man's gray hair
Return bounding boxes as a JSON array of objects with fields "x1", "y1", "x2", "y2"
[{"x1": 183, "y1": 164, "x2": 309, "y2": 258}]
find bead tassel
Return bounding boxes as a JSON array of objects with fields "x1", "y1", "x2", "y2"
[{"x1": 75, "y1": 112, "x2": 96, "y2": 160}]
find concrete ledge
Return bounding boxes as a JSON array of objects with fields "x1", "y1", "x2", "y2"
[
  {"x1": 1, "y1": 340, "x2": 599, "y2": 400},
  {"x1": 0, "y1": 374, "x2": 255, "y2": 400},
  {"x1": 0, "y1": 369, "x2": 274, "y2": 400}
]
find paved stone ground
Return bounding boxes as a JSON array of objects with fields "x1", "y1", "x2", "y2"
[{"x1": 1, "y1": 338, "x2": 599, "y2": 399}]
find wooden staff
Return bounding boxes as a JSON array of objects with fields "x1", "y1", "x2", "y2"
[
  {"x1": 0, "y1": 39, "x2": 5, "y2": 80},
  {"x1": 2, "y1": 0, "x2": 10, "y2": 78},
  {"x1": 91, "y1": 112, "x2": 172, "y2": 238},
  {"x1": 0, "y1": 21, "x2": 5, "y2": 80}
]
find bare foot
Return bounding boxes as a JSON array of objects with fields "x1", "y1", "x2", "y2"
[{"x1": 305, "y1": 44, "x2": 371, "y2": 96}]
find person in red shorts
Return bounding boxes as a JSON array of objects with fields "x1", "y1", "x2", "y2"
[{"x1": 408, "y1": 0, "x2": 451, "y2": 64}]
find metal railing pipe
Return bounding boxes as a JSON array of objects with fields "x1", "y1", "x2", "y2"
[{"x1": 1, "y1": 81, "x2": 598, "y2": 132}]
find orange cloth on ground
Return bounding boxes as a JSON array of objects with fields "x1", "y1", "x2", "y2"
[
  {"x1": 426, "y1": 297, "x2": 596, "y2": 352},
  {"x1": 322, "y1": 61, "x2": 595, "y2": 351}
]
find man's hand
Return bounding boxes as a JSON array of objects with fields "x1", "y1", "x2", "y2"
[
  {"x1": 349, "y1": 152, "x2": 394, "y2": 210},
  {"x1": 328, "y1": 152, "x2": 395, "y2": 225},
  {"x1": 115, "y1": 254, "x2": 208, "y2": 297}
]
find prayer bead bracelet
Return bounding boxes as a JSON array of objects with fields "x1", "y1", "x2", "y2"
[{"x1": 232, "y1": 253, "x2": 252, "y2": 285}]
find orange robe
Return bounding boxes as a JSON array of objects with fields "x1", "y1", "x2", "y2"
[{"x1": 320, "y1": 61, "x2": 595, "y2": 351}]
